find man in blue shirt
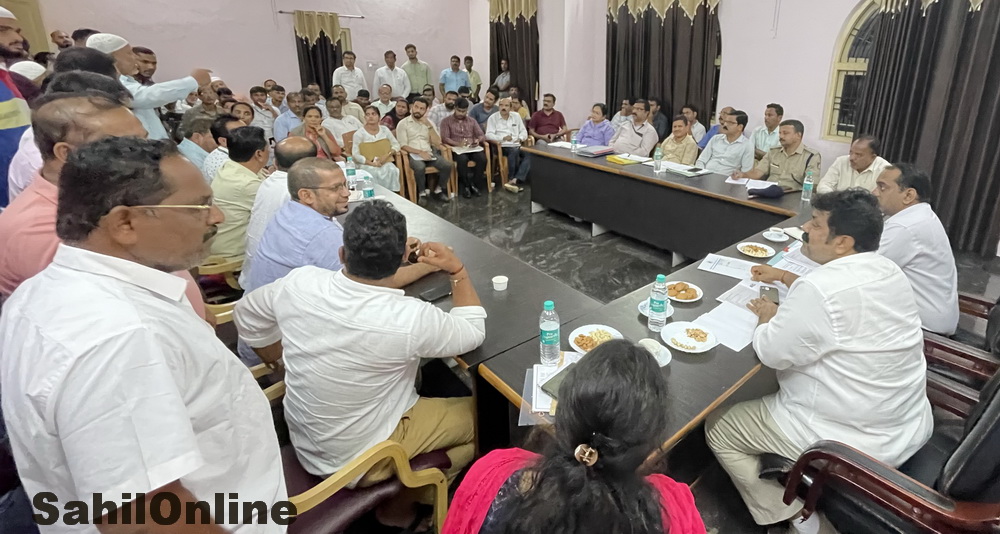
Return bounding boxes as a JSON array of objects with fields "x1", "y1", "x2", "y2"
[
  {"x1": 273, "y1": 91, "x2": 305, "y2": 142},
  {"x1": 439, "y1": 55, "x2": 471, "y2": 96},
  {"x1": 236, "y1": 158, "x2": 438, "y2": 365},
  {"x1": 176, "y1": 117, "x2": 216, "y2": 178}
]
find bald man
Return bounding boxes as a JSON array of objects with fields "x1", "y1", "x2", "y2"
[
  {"x1": 243, "y1": 136, "x2": 320, "y2": 280},
  {"x1": 49, "y1": 30, "x2": 72, "y2": 50}
]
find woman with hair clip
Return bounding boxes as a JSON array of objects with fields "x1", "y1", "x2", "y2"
[{"x1": 443, "y1": 339, "x2": 706, "y2": 534}]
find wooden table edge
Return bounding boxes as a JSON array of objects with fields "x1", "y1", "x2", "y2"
[
  {"x1": 480, "y1": 363, "x2": 524, "y2": 406},
  {"x1": 642, "y1": 363, "x2": 764, "y2": 468},
  {"x1": 523, "y1": 147, "x2": 798, "y2": 218}
]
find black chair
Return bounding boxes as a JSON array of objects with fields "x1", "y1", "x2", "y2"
[{"x1": 759, "y1": 356, "x2": 1000, "y2": 533}]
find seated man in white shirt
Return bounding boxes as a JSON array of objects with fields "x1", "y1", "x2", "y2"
[
  {"x1": 695, "y1": 109, "x2": 755, "y2": 175},
  {"x1": 485, "y1": 97, "x2": 530, "y2": 192},
  {"x1": 609, "y1": 98, "x2": 659, "y2": 157},
  {"x1": 873, "y1": 164, "x2": 959, "y2": 335},
  {"x1": 1, "y1": 137, "x2": 286, "y2": 531},
  {"x1": 816, "y1": 134, "x2": 890, "y2": 194},
  {"x1": 706, "y1": 188, "x2": 932, "y2": 534},
  {"x1": 235, "y1": 200, "x2": 485, "y2": 526},
  {"x1": 322, "y1": 97, "x2": 364, "y2": 149}
]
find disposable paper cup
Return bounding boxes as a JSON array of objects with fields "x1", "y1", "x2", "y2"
[{"x1": 492, "y1": 275, "x2": 509, "y2": 291}]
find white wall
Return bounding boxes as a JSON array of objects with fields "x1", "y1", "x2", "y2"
[
  {"x1": 716, "y1": 0, "x2": 862, "y2": 172},
  {"x1": 37, "y1": 0, "x2": 475, "y2": 96},
  {"x1": 537, "y1": 0, "x2": 607, "y2": 128}
]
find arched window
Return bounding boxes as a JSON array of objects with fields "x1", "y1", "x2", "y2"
[{"x1": 824, "y1": 1, "x2": 881, "y2": 140}]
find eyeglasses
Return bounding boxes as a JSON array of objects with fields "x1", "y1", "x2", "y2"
[{"x1": 131, "y1": 204, "x2": 214, "y2": 211}]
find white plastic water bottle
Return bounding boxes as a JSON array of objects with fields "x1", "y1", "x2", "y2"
[
  {"x1": 570, "y1": 132, "x2": 578, "y2": 154},
  {"x1": 653, "y1": 146, "x2": 664, "y2": 173},
  {"x1": 539, "y1": 300, "x2": 560, "y2": 365},
  {"x1": 801, "y1": 170, "x2": 814, "y2": 203},
  {"x1": 362, "y1": 175, "x2": 375, "y2": 199},
  {"x1": 647, "y1": 274, "x2": 669, "y2": 332},
  {"x1": 346, "y1": 156, "x2": 357, "y2": 191}
]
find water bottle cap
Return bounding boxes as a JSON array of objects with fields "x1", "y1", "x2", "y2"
[
  {"x1": 656, "y1": 274, "x2": 666, "y2": 282},
  {"x1": 346, "y1": 156, "x2": 353, "y2": 161},
  {"x1": 543, "y1": 300, "x2": 554, "y2": 310}
]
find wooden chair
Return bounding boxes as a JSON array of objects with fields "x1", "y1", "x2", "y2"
[
  {"x1": 197, "y1": 256, "x2": 243, "y2": 291},
  {"x1": 399, "y1": 146, "x2": 455, "y2": 202},
  {"x1": 266, "y1": 382, "x2": 452, "y2": 533},
  {"x1": 342, "y1": 130, "x2": 355, "y2": 157},
  {"x1": 448, "y1": 141, "x2": 492, "y2": 194},
  {"x1": 758, "y1": 336, "x2": 1000, "y2": 533},
  {"x1": 489, "y1": 135, "x2": 535, "y2": 188}
]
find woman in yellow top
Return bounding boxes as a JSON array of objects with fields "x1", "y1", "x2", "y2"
[{"x1": 659, "y1": 114, "x2": 699, "y2": 165}]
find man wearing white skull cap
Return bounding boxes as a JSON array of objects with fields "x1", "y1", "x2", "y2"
[{"x1": 86, "y1": 32, "x2": 212, "y2": 139}]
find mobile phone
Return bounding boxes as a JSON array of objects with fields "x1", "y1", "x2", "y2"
[
  {"x1": 540, "y1": 364, "x2": 575, "y2": 400},
  {"x1": 419, "y1": 283, "x2": 452, "y2": 302},
  {"x1": 759, "y1": 286, "x2": 779, "y2": 304}
]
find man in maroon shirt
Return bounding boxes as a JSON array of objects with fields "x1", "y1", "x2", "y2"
[
  {"x1": 440, "y1": 98, "x2": 486, "y2": 198},
  {"x1": 528, "y1": 93, "x2": 568, "y2": 145}
]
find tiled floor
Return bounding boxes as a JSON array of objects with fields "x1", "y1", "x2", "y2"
[{"x1": 421, "y1": 184, "x2": 1000, "y2": 304}]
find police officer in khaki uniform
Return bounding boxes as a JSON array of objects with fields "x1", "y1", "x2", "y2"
[{"x1": 734, "y1": 119, "x2": 821, "y2": 191}]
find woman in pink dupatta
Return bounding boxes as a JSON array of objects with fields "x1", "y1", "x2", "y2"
[{"x1": 443, "y1": 340, "x2": 707, "y2": 534}]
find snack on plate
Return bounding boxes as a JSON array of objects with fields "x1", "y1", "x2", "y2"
[
  {"x1": 670, "y1": 338, "x2": 696, "y2": 351},
  {"x1": 574, "y1": 328, "x2": 614, "y2": 351},
  {"x1": 739, "y1": 244, "x2": 771, "y2": 258},
  {"x1": 685, "y1": 328, "x2": 709, "y2": 343},
  {"x1": 667, "y1": 282, "x2": 698, "y2": 301}
]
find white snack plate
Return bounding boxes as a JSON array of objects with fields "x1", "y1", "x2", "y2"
[
  {"x1": 665, "y1": 281, "x2": 703, "y2": 303},
  {"x1": 737, "y1": 242, "x2": 777, "y2": 259},
  {"x1": 637, "y1": 299, "x2": 675, "y2": 318},
  {"x1": 660, "y1": 321, "x2": 719, "y2": 354},
  {"x1": 569, "y1": 324, "x2": 624, "y2": 353},
  {"x1": 762, "y1": 231, "x2": 790, "y2": 243}
]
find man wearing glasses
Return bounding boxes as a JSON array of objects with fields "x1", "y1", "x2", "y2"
[
  {"x1": 0, "y1": 136, "x2": 290, "y2": 530},
  {"x1": 696, "y1": 109, "x2": 755, "y2": 175}
]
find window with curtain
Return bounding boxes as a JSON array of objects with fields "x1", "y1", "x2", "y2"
[{"x1": 824, "y1": 1, "x2": 880, "y2": 140}]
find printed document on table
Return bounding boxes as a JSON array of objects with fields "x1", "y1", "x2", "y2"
[
  {"x1": 745, "y1": 179, "x2": 773, "y2": 189},
  {"x1": 622, "y1": 153, "x2": 652, "y2": 162},
  {"x1": 699, "y1": 253, "x2": 757, "y2": 280},
  {"x1": 725, "y1": 176, "x2": 749, "y2": 185},
  {"x1": 694, "y1": 302, "x2": 757, "y2": 351},
  {"x1": 547, "y1": 141, "x2": 573, "y2": 149},
  {"x1": 529, "y1": 353, "x2": 584, "y2": 413}
]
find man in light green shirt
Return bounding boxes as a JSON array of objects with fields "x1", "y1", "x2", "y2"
[
  {"x1": 463, "y1": 55, "x2": 482, "y2": 102},
  {"x1": 402, "y1": 44, "x2": 432, "y2": 97},
  {"x1": 210, "y1": 126, "x2": 269, "y2": 259}
]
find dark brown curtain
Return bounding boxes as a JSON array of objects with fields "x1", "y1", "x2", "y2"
[
  {"x1": 855, "y1": 0, "x2": 1000, "y2": 256},
  {"x1": 295, "y1": 33, "x2": 342, "y2": 98},
  {"x1": 490, "y1": 15, "x2": 539, "y2": 113},
  {"x1": 606, "y1": 4, "x2": 720, "y2": 126}
]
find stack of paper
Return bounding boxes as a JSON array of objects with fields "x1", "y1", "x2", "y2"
[
  {"x1": 694, "y1": 302, "x2": 758, "y2": 351},
  {"x1": 546, "y1": 141, "x2": 574, "y2": 149},
  {"x1": 698, "y1": 253, "x2": 758, "y2": 280}
]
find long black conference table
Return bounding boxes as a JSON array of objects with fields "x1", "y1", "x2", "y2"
[
  {"x1": 480, "y1": 212, "x2": 812, "y2": 459},
  {"x1": 525, "y1": 145, "x2": 803, "y2": 259},
  {"x1": 351, "y1": 186, "x2": 602, "y2": 368}
]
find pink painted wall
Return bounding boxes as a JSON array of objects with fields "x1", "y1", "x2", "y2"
[
  {"x1": 715, "y1": 0, "x2": 863, "y2": 172},
  {"x1": 537, "y1": 0, "x2": 607, "y2": 129},
  {"x1": 37, "y1": 0, "x2": 475, "y2": 96}
]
